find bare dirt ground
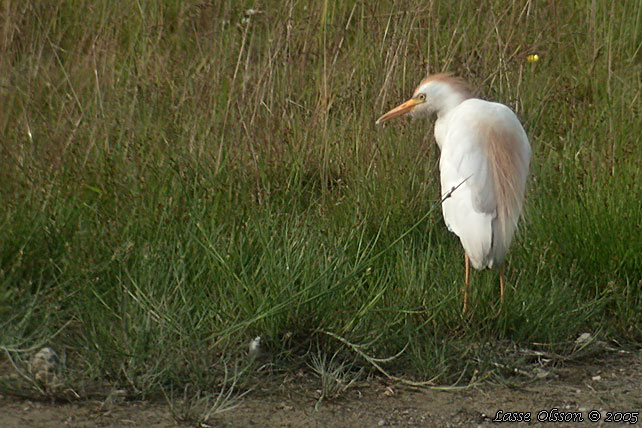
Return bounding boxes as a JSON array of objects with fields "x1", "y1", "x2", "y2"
[{"x1": 2, "y1": 350, "x2": 641, "y2": 428}]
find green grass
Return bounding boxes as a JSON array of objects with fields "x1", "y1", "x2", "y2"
[{"x1": 1, "y1": 0, "x2": 641, "y2": 399}]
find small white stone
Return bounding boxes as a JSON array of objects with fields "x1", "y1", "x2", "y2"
[
  {"x1": 30, "y1": 347, "x2": 61, "y2": 389},
  {"x1": 575, "y1": 332, "x2": 592, "y2": 345},
  {"x1": 249, "y1": 336, "x2": 261, "y2": 359}
]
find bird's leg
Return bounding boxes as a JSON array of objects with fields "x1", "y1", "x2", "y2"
[
  {"x1": 499, "y1": 264, "x2": 505, "y2": 305},
  {"x1": 463, "y1": 254, "x2": 470, "y2": 313}
]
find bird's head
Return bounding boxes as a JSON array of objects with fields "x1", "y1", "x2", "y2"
[{"x1": 376, "y1": 74, "x2": 472, "y2": 125}]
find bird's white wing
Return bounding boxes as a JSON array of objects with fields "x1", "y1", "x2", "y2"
[
  {"x1": 438, "y1": 121, "x2": 497, "y2": 269},
  {"x1": 444, "y1": 132, "x2": 497, "y2": 213}
]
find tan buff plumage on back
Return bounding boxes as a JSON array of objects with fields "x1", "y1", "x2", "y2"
[
  {"x1": 485, "y1": 124, "x2": 529, "y2": 265},
  {"x1": 376, "y1": 73, "x2": 531, "y2": 312}
]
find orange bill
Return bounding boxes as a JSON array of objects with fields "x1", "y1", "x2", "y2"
[{"x1": 376, "y1": 98, "x2": 422, "y2": 125}]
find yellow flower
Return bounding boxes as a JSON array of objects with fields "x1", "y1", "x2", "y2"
[{"x1": 527, "y1": 54, "x2": 540, "y2": 63}]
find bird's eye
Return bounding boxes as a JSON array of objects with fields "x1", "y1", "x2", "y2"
[{"x1": 417, "y1": 93, "x2": 426, "y2": 101}]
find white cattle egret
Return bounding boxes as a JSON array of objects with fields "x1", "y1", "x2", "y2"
[{"x1": 376, "y1": 74, "x2": 531, "y2": 312}]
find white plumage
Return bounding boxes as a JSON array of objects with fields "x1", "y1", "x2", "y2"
[{"x1": 376, "y1": 74, "x2": 531, "y2": 311}]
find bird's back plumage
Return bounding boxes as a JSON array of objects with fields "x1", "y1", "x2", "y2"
[{"x1": 436, "y1": 99, "x2": 531, "y2": 269}]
